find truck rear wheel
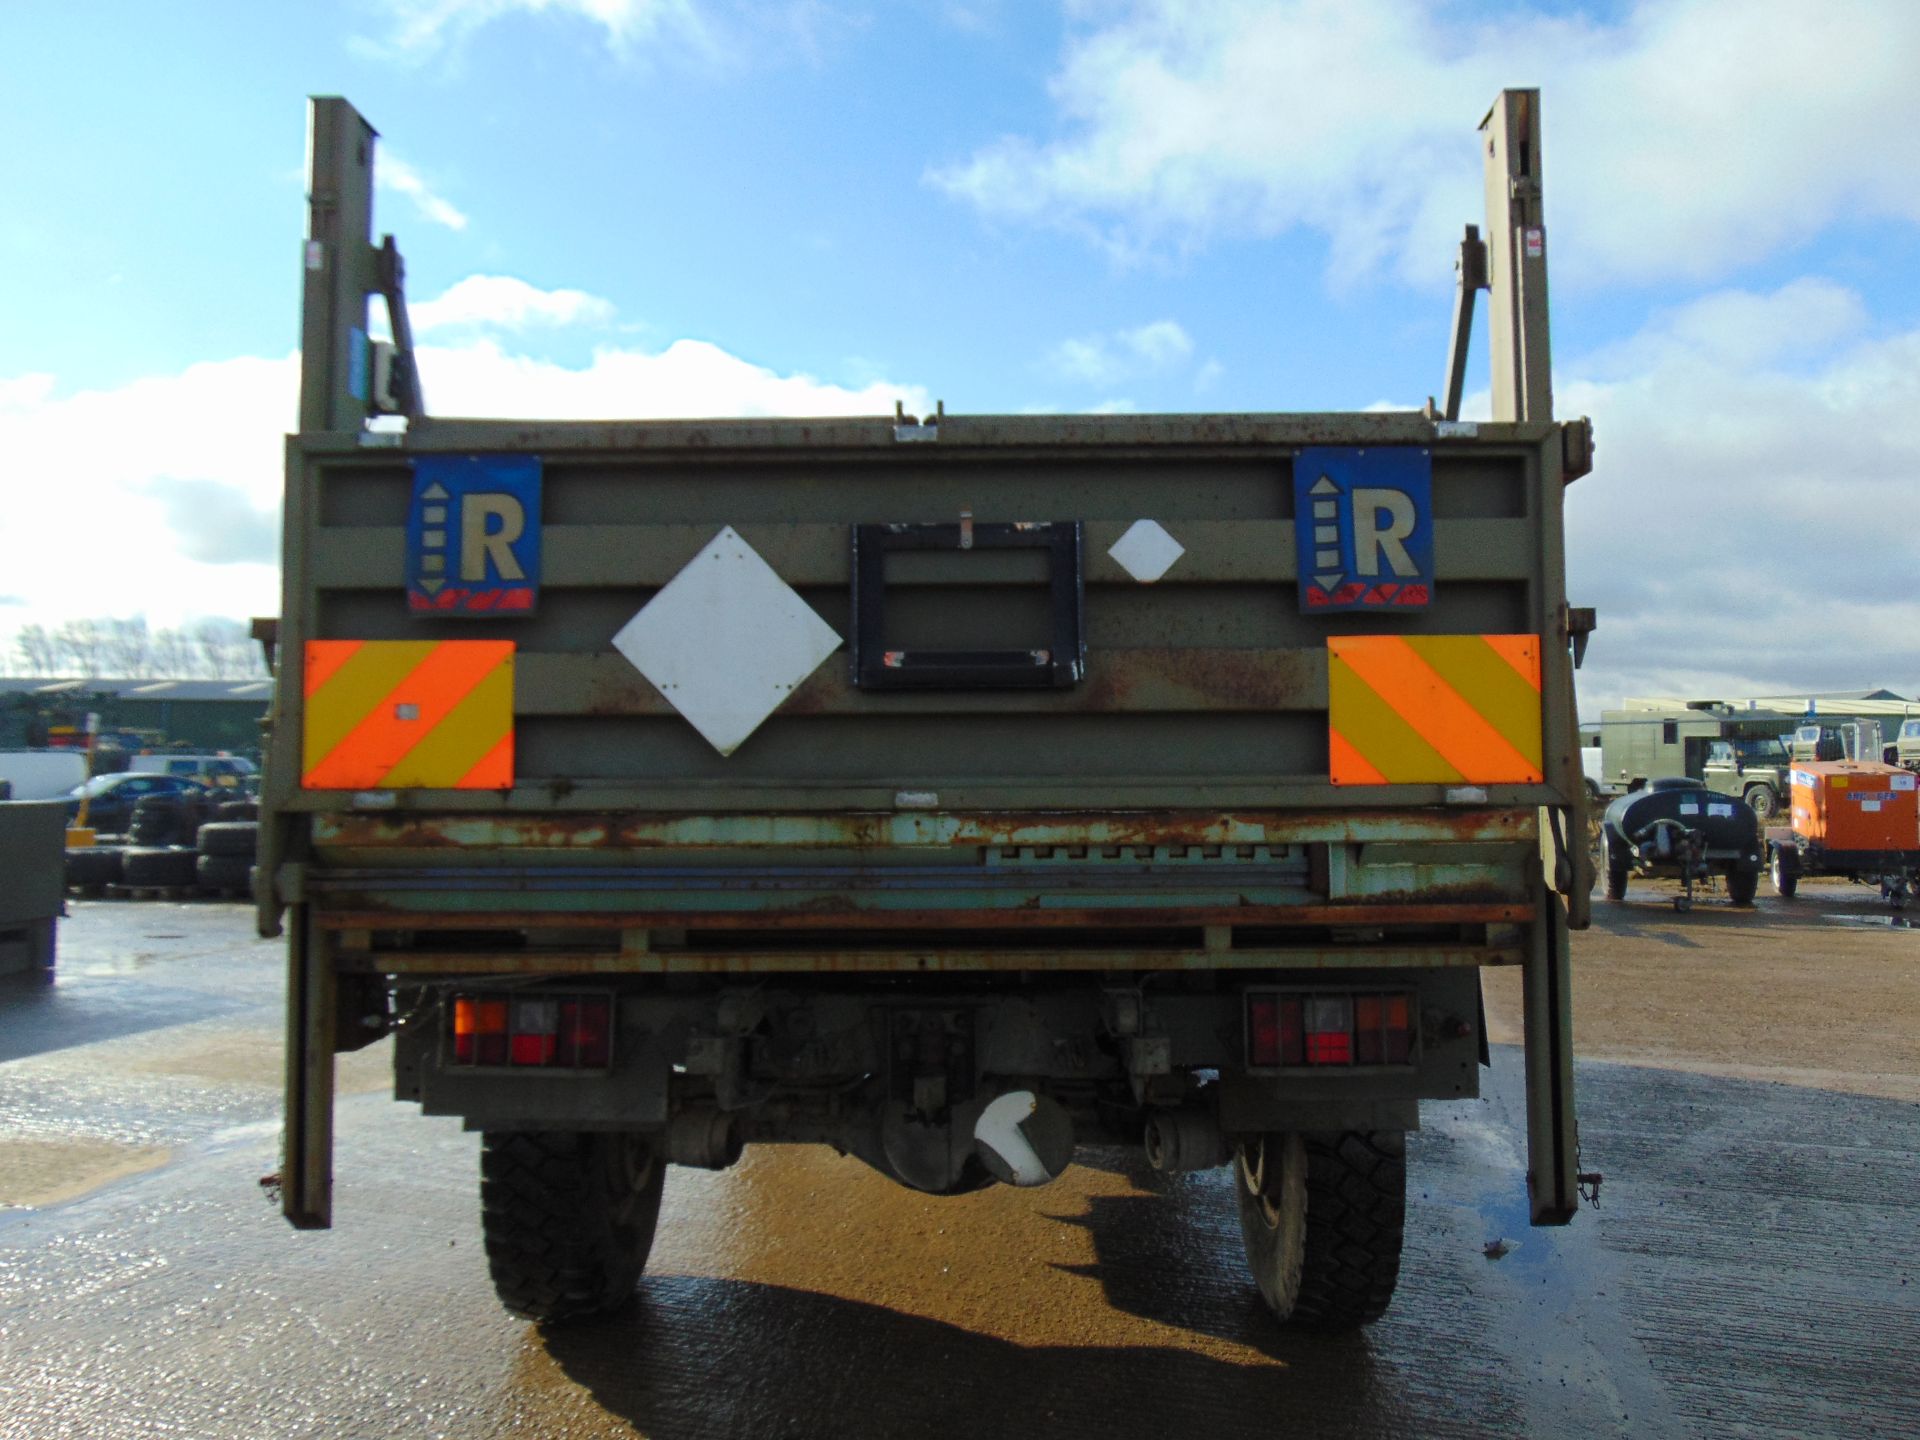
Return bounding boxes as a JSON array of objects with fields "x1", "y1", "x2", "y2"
[
  {"x1": 1603, "y1": 835, "x2": 1629, "y2": 901},
  {"x1": 1235, "y1": 1130, "x2": 1404, "y2": 1330},
  {"x1": 480, "y1": 1130, "x2": 664, "y2": 1323},
  {"x1": 1743, "y1": 785, "x2": 1778, "y2": 822}
]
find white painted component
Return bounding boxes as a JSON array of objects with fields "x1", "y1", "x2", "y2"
[
  {"x1": 973, "y1": 1092, "x2": 1051, "y2": 1186},
  {"x1": 1107, "y1": 518, "x2": 1185, "y2": 584},
  {"x1": 612, "y1": 526, "x2": 843, "y2": 756}
]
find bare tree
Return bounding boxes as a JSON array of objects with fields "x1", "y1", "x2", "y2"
[
  {"x1": 54, "y1": 619, "x2": 108, "y2": 676},
  {"x1": 11, "y1": 615, "x2": 272, "y2": 680},
  {"x1": 99, "y1": 616, "x2": 152, "y2": 677},
  {"x1": 14, "y1": 624, "x2": 59, "y2": 674},
  {"x1": 194, "y1": 618, "x2": 258, "y2": 679},
  {"x1": 148, "y1": 626, "x2": 193, "y2": 678}
]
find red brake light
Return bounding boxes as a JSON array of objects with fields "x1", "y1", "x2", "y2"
[
  {"x1": 560, "y1": 998, "x2": 612, "y2": 1068},
  {"x1": 1248, "y1": 996, "x2": 1281, "y2": 1067},
  {"x1": 1382, "y1": 995, "x2": 1412, "y2": 1064},
  {"x1": 1355, "y1": 996, "x2": 1382, "y2": 1063},
  {"x1": 1246, "y1": 991, "x2": 1413, "y2": 1068},
  {"x1": 1278, "y1": 996, "x2": 1303, "y2": 1065},
  {"x1": 449, "y1": 993, "x2": 611, "y2": 1069}
]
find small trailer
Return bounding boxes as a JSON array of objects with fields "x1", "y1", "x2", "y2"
[
  {"x1": 1601, "y1": 777, "x2": 1765, "y2": 911},
  {"x1": 1768, "y1": 761, "x2": 1920, "y2": 909}
]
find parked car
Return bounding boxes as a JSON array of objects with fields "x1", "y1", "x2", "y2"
[
  {"x1": 129, "y1": 753, "x2": 258, "y2": 789},
  {"x1": 64, "y1": 773, "x2": 205, "y2": 835}
]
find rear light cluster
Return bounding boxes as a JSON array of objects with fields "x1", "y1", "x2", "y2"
[
  {"x1": 450, "y1": 993, "x2": 613, "y2": 1069},
  {"x1": 1246, "y1": 992, "x2": 1414, "y2": 1068}
]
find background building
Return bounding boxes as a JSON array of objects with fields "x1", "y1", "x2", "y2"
[{"x1": 0, "y1": 678, "x2": 272, "y2": 758}]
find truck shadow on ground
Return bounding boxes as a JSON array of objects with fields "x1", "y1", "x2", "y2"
[
  {"x1": 534, "y1": 1273, "x2": 1406, "y2": 1440},
  {"x1": 536, "y1": 1142, "x2": 1422, "y2": 1440}
]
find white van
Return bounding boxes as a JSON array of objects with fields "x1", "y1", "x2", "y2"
[
  {"x1": 0, "y1": 749, "x2": 89, "y2": 801},
  {"x1": 129, "y1": 753, "x2": 258, "y2": 786}
]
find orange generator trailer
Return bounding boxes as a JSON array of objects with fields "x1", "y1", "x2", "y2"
[{"x1": 1768, "y1": 760, "x2": 1920, "y2": 909}]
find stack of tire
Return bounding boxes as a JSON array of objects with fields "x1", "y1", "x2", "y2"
[
  {"x1": 65, "y1": 842, "x2": 126, "y2": 896},
  {"x1": 119, "y1": 793, "x2": 208, "y2": 892},
  {"x1": 195, "y1": 799, "x2": 259, "y2": 899}
]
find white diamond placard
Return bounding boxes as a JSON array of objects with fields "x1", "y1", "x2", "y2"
[
  {"x1": 612, "y1": 526, "x2": 842, "y2": 756},
  {"x1": 1108, "y1": 518, "x2": 1185, "y2": 583}
]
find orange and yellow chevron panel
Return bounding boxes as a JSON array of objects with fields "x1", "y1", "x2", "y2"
[
  {"x1": 1328, "y1": 634, "x2": 1542, "y2": 785},
  {"x1": 301, "y1": 640, "x2": 514, "y2": 790}
]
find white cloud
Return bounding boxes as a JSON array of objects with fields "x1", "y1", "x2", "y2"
[
  {"x1": 410, "y1": 275, "x2": 616, "y2": 332},
  {"x1": 364, "y1": 0, "x2": 712, "y2": 58},
  {"x1": 932, "y1": 0, "x2": 1920, "y2": 287},
  {"x1": 1579, "y1": 277, "x2": 1869, "y2": 378},
  {"x1": 0, "y1": 286, "x2": 928, "y2": 648},
  {"x1": 1563, "y1": 280, "x2": 1920, "y2": 709},
  {"x1": 1047, "y1": 319, "x2": 1193, "y2": 383},
  {"x1": 0, "y1": 374, "x2": 56, "y2": 411},
  {"x1": 0, "y1": 355, "x2": 297, "y2": 642},
  {"x1": 417, "y1": 334, "x2": 928, "y2": 419},
  {"x1": 377, "y1": 152, "x2": 470, "y2": 232}
]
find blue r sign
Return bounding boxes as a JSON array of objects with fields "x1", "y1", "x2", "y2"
[
  {"x1": 1293, "y1": 447, "x2": 1434, "y2": 612},
  {"x1": 405, "y1": 455, "x2": 543, "y2": 615}
]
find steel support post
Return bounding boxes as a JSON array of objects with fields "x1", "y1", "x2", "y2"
[
  {"x1": 1523, "y1": 890, "x2": 1579, "y2": 1222},
  {"x1": 282, "y1": 905, "x2": 337, "y2": 1229},
  {"x1": 299, "y1": 98, "x2": 380, "y2": 435},
  {"x1": 1481, "y1": 89, "x2": 1553, "y2": 425}
]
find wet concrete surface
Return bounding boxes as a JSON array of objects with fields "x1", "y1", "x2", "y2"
[{"x1": 1, "y1": 900, "x2": 1916, "y2": 1439}]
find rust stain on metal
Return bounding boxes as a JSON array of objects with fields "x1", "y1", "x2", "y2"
[
  {"x1": 313, "y1": 807, "x2": 1536, "y2": 853},
  {"x1": 313, "y1": 902, "x2": 1531, "y2": 931},
  {"x1": 336, "y1": 945, "x2": 1526, "y2": 977},
  {"x1": 1079, "y1": 648, "x2": 1320, "y2": 712}
]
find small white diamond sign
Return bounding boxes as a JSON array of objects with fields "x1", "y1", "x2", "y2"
[
  {"x1": 1108, "y1": 519, "x2": 1185, "y2": 583},
  {"x1": 612, "y1": 526, "x2": 842, "y2": 756}
]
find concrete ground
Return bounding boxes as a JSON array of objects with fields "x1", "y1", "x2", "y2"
[{"x1": 0, "y1": 883, "x2": 1915, "y2": 1440}]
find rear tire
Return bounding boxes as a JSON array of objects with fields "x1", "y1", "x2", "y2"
[
  {"x1": 1725, "y1": 867, "x2": 1759, "y2": 907},
  {"x1": 1603, "y1": 834, "x2": 1629, "y2": 901},
  {"x1": 1771, "y1": 850, "x2": 1798, "y2": 898},
  {"x1": 1743, "y1": 786, "x2": 1778, "y2": 822},
  {"x1": 480, "y1": 1130, "x2": 665, "y2": 1323},
  {"x1": 1235, "y1": 1130, "x2": 1404, "y2": 1330}
]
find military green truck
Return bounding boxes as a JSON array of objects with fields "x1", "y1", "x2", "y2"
[
  {"x1": 1598, "y1": 704, "x2": 1799, "y2": 820},
  {"x1": 1897, "y1": 718, "x2": 1920, "y2": 772},
  {"x1": 261, "y1": 90, "x2": 1592, "y2": 1331}
]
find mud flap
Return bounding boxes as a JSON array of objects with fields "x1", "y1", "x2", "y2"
[
  {"x1": 282, "y1": 904, "x2": 336, "y2": 1229},
  {"x1": 1523, "y1": 885, "x2": 1578, "y2": 1224}
]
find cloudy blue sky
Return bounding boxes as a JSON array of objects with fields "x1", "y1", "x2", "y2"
[{"x1": 2, "y1": 0, "x2": 1916, "y2": 712}]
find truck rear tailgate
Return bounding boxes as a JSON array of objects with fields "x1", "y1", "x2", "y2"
[{"x1": 267, "y1": 414, "x2": 1578, "y2": 971}]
